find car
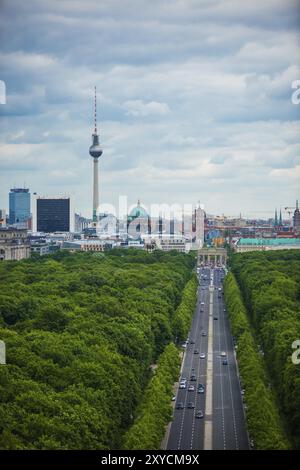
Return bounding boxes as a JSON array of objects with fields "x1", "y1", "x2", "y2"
[
  {"x1": 187, "y1": 402, "x2": 195, "y2": 409},
  {"x1": 171, "y1": 395, "x2": 176, "y2": 401},
  {"x1": 201, "y1": 332, "x2": 207, "y2": 337},
  {"x1": 181, "y1": 342, "x2": 187, "y2": 348},
  {"x1": 190, "y1": 340, "x2": 195, "y2": 345},
  {"x1": 221, "y1": 351, "x2": 227, "y2": 357},
  {"x1": 198, "y1": 386, "x2": 205, "y2": 394},
  {"x1": 188, "y1": 385, "x2": 195, "y2": 392},
  {"x1": 200, "y1": 308, "x2": 204, "y2": 312},
  {"x1": 176, "y1": 402, "x2": 184, "y2": 410},
  {"x1": 179, "y1": 382, "x2": 187, "y2": 389},
  {"x1": 194, "y1": 349, "x2": 199, "y2": 354},
  {"x1": 222, "y1": 359, "x2": 228, "y2": 365},
  {"x1": 190, "y1": 374, "x2": 197, "y2": 381},
  {"x1": 195, "y1": 410, "x2": 204, "y2": 419},
  {"x1": 200, "y1": 353, "x2": 206, "y2": 359},
  {"x1": 201, "y1": 302, "x2": 205, "y2": 305},
  {"x1": 214, "y1": 316, "x2": 218, "y2": 320}
]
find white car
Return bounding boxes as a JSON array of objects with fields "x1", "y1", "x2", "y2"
[
  {"x1": 179, "y1": 382, "x2": 187, "y2": 389},
  {"x1": 221, "y1": 351, "x2": 226, "y2": 357},
  {"x1": 200, "y1": 353, "x2": 206, "y2": 359}
]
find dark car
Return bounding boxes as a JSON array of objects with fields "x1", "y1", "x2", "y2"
[
  {"x1": 201, "y1": 332, "x2": 207, "y2": 337},
  {"x1": 190, "y1": 374, "x2": 197, "y2": 381},
  {"x1": 194, "y1": 349, "x2": 199, "y2": 354},
  {"x1": 187, "y1": 402, "x2": 195, "y2": 409},
  {"x1": 176, "y1": 402, "x2": 184, "y2": 410},
  {"x1": 190, "y1": 340, "x2": 195, "y2": 345},
  {"x1": 195, "y1": 410, "x2": 204, "y2": 419},
  {"x1": 222, "y1": 359, "x2": 228, "y2": 365},
  {"x1": 214, "y1": 317, "x2": 218, "y2": 320}
]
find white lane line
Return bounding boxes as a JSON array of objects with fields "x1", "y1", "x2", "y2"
[
  {"x1": 216, "y1": 273, "x2": 226, "y2": 450},
  {"x1": 203, "y1": 269, "x2": 214, "y2": 450},
  {"x1": 190, "y1": 285, "x2": 208, "y2": 449},
  {"x1": 177, "y1": 277, "x2": 203, "y2": 450},
  {"x1": 222, "y1": 311, "x2": 239, "y2": 450}
]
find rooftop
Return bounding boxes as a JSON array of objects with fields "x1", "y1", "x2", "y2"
[{"x1": 237, "y1": 238, "x2": 300, "y2": 246}]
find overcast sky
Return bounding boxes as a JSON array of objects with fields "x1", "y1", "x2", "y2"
[{"x1": 0, "y1": 0, "x2": 300, "y2": 219}]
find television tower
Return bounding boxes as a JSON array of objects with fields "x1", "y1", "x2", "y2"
[{"x1": 89, "y1": 86, "x2": 103, "y2": 225}]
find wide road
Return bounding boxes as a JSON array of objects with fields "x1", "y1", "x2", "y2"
[{"x1": 167, "y1": 266, "x2": 249, "y2": 450}]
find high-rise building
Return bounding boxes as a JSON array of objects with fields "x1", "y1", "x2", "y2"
[
  {"x1": 9, "y1": 188, "x2": 30, "y2": 225},
  {"x1": 293, "y1": 200, "x2": 300, "y2": 232},
  {"x1": 35, "y1": 197, "x2": 72, "y2": 233},
  {"x1": 89, "y1": 87, "x2": 103, "y2": 226},
  {"x1": 195, "y1": 204, "x2": 205, "y2": 248}
]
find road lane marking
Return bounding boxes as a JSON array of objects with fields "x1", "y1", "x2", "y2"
[{"x1": 203, "y1": 269, "x2": 214, "y2": 450}]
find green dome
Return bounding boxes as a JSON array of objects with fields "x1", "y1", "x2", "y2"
[{"x1": 128, "y1": 201, "x2": 149, "y2": 220}]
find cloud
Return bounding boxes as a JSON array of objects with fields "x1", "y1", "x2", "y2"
[
  {"x1": 0, "y1": 0, "x2": 299, "y2": 217},
  {"x1": 123, "y1": 100, "x2": 170, "y2": 117}
]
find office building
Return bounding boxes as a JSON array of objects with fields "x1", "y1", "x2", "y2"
[
  {"x1": 9, "y1": 188, "x2": 30, "y2": 226},
  {"x1": 35, "y1": 197, "x2": 72, "y2": 233}
]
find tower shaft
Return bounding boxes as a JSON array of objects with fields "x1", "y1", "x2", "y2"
[{"x1": 93, "y1": 157, "x2": 99, "y2": 223}]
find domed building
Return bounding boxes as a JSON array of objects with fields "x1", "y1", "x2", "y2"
[{"x1": 127, "y1": 200, "x2": 151, "y2": 237}]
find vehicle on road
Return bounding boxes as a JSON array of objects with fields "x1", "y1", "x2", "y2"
[
  {"x1": 190, "y1": 340, "x2": 195, "y2": 345},
  {"x1": 200, "y1": 353, "x2": 206, "y2": 359},
  {"x1": 198, "y1": 385, "x2": 205, "y2": 394},
  {"x1": 188, "y1": 385, "x2": 195, "y2": 392},
  {"x1": 194, "y1": 349, "x2": 199, "y2": 354},
  {"x1": 214, "y1": 316, "x2": 218, "y2": 320},
  {"x1": 187, "y1": 402, "x2": 195, "y2": 409},
  {"x1": 195, "y1": 410, "x2": 204, "y2": 419},
  {"x1": 222, "y1": 359, "x2": 228, "y2": 365},
  {"x1": 221, "y1": 351, "x2": 226, "y2": 357},
  {"x1": 179, "y1": 382, "x2": 187, "y2": 389},
  {"x1": 201, "y1": 332, "x2": 207, "y2": 337},
  {"x1": 190, "y1": 374, "x2": 197, "y2": 381},
  {"x1": 176, "y1": 402, "x2": 184, "y2": 410}
]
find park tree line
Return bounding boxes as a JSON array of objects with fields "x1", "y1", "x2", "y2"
[
  {"x1": 229, "y1": 250, "x2": 300, "y2": 448},
  {"x1": 224, "y1": 273, "x2": 290, "y2": 449},
  {"x1": 0, "y1": 249, "x2": 196, "y2": 449}
]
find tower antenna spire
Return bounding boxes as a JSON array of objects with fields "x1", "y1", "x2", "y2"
[{"x1": 94, "y1": 86, "x2": 97, "y2": 134}]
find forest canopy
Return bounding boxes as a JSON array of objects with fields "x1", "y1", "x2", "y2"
[{"x1": 0, "y1": 249, "x2": 196, "y2": 449}]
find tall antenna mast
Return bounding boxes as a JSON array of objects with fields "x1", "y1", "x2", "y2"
[{"x1": 94, "y1": 86, "x2": 97, "y2": 134}]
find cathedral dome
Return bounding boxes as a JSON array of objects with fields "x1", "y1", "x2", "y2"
[{"x1": 128, "y1": 200, "x2": 149, "y2": 220}]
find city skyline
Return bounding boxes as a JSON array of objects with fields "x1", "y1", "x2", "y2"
[{"x1": 0, "y1": 0, "x2": 300, "y2": 219}]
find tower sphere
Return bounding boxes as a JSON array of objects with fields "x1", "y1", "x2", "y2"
[{"x1": 89, "y1": 133, "x2": 103, "y2": 159}]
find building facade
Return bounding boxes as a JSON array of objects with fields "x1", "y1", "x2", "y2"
[
  {"x1": 294, "y1": 201, "x2": 300, "y2": 233},
  {"x1": 0, "y1": 229, "x2": 31, "y2": 261},
  {"x1": 9, "y1": 188, "x2": 30, "y2": 226},
  {"x1": 234, "y1": 238, "x2": 300, "y2": 253},
  {"x1": 36, "y1": 197, "x2": 71, "y2": 233}
]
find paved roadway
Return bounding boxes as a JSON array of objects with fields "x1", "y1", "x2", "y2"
[{"x1": 167, "y1": 266, "x2": 249, "y2": 450}]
